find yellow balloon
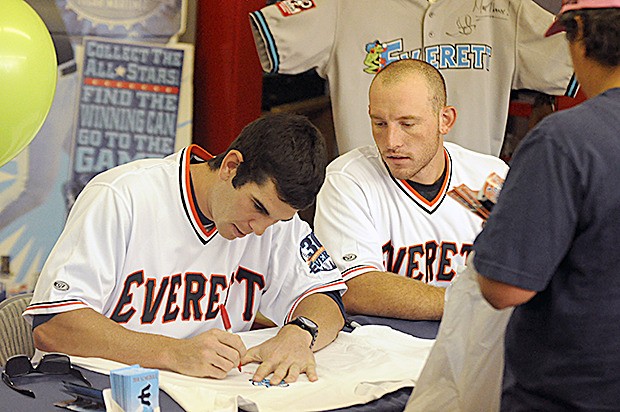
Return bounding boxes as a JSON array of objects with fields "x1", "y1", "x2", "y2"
[{"x1": 0, "y1": 0, "x2": 58, "y2": 167}]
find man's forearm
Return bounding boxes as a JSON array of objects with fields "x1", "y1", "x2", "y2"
[
  {"x1": 33, "y1": 308, "x2": 178, "y2": 369},
  {"x1": 290, "y1": 293, "x2": 345, "y2": 350},
  {"x1": 343, "y1": 271, "x2": 445, "y2": 320},
  {"x1": 32, "y1": 308, "x2": 247, "y2": 378}
]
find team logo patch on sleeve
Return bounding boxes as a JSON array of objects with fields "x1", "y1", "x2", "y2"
[
  {"x1": 300, "y1": 233, "x2": 337, "y2": 274},
  {"x1": 53, "y1": 280, "x2": 70, "y2": 291},
  {"x1": 276, "y1": 0, "x2": 316, "y2": 16}
]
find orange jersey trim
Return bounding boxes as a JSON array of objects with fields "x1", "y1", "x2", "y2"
[
  {"x1": 184, "y1": 144, "x2": 217, "y2": 238},
  {"x1": 399, "y1": 148, "x2": 451, "y2": 208}
]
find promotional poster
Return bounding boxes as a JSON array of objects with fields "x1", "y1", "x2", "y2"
[{"x1": 0, "y1": 0, "x2": 193, "y2": 295}]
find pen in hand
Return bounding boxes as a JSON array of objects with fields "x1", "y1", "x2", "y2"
[{"x1": 219, "y1": 304, "x2": 242, "y2": 372}]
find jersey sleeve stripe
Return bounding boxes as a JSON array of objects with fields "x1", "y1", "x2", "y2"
[
  {"x1": 342, "y1": 265, "x2": 378, "y2": 279},
  {"x1": 249, "y1": 11, "x2": 280, "y2": 73},
  {"x1": 284, "y1": 280, "x2": 347, "y2": 323},
  {"x1": 565, "y1": 73, "x2": 579, "y2": 97},
  {"x1": 23, "y1": 299, "x2": 88, "y2": 314}
]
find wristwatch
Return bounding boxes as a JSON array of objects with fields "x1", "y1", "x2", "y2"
[{"x1": 286, "y1": 316, "x2": 319, "y2": 349}]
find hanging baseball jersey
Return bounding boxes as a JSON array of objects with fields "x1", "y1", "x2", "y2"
[
  {"x1": 249, "y1": 0, "x2": 578, "y2": 156},
  {"x1": 24, "y1": 145, "x2": 346, "y2": 338},
  {"x1": 314, "y1": 143, "x2": 508, "y2": 286}
]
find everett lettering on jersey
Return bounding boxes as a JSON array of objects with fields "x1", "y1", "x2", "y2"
[
  {"x1": 383, "y1": 240, "x2": 473, "y2": 284},
  {"x1": 363, "y1": 38, "x2": 492, "y2": 74},
  {"x1": 110, "y1": 267, "x2": 265, "y2": 325}
]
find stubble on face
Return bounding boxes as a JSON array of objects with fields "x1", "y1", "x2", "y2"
[
  {"x1": 381, "y1": 131, "x2": 442, "y2": 181},
  {"x1": 369, "y1": 75, "x2": 445, "y2": 183}
]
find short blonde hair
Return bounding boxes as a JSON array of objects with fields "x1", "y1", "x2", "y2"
[{"x1": 370, "y1": 59, "x2": 447, "y2": 113}]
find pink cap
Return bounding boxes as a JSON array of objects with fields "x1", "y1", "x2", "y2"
[{"x1": 545, "y1": 0, "x2": 620, "y2": 36}]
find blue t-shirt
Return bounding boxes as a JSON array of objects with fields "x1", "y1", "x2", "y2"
[{"x1": 474, "y1": 88, "x2": 620, "y2": 411}]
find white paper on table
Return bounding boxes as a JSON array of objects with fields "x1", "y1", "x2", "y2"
[{"x1": 72, "y1": 325, "x2": 435, "y2": 412}]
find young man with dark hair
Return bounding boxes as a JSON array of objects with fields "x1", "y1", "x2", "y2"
[
  {"x1": 206, "y1": 113, "x2": 328, "y2": 210},
  {"x1": 25, "y1": 113, "x2": 346, "y2": 385},
  {"x1": 474, "y1": 0, "x2": 620, "y2": 409}
]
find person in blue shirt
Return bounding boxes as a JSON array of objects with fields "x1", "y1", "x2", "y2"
[{"x1": 473, "y1": 0, "x2": 620, "y2": 409}]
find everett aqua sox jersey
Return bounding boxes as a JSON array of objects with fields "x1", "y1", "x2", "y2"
[
  {"x1": 24, "y1": 145, "x2": 346, "y2": 338},
  {"x1": 314, "y1": 143, "x2": 509, "y2": 286},
  {"x1": 250, "y1": 0, "x2": 578, "y2": 156}
]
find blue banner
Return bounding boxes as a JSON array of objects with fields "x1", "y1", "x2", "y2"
[{"x1": 67, "y1": 39, "x2": 185, "y2": 204}]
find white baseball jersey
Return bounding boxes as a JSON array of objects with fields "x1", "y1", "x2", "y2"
[
  {"x1": 314, "y1": 143, "x2": 508, "y2": 286},
  {"x1": 24, "y1": 145, "x2": 346, "y2": 338},
  {"x1": 249, "y1": 0, "x2": 578, "y2": 156}
]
